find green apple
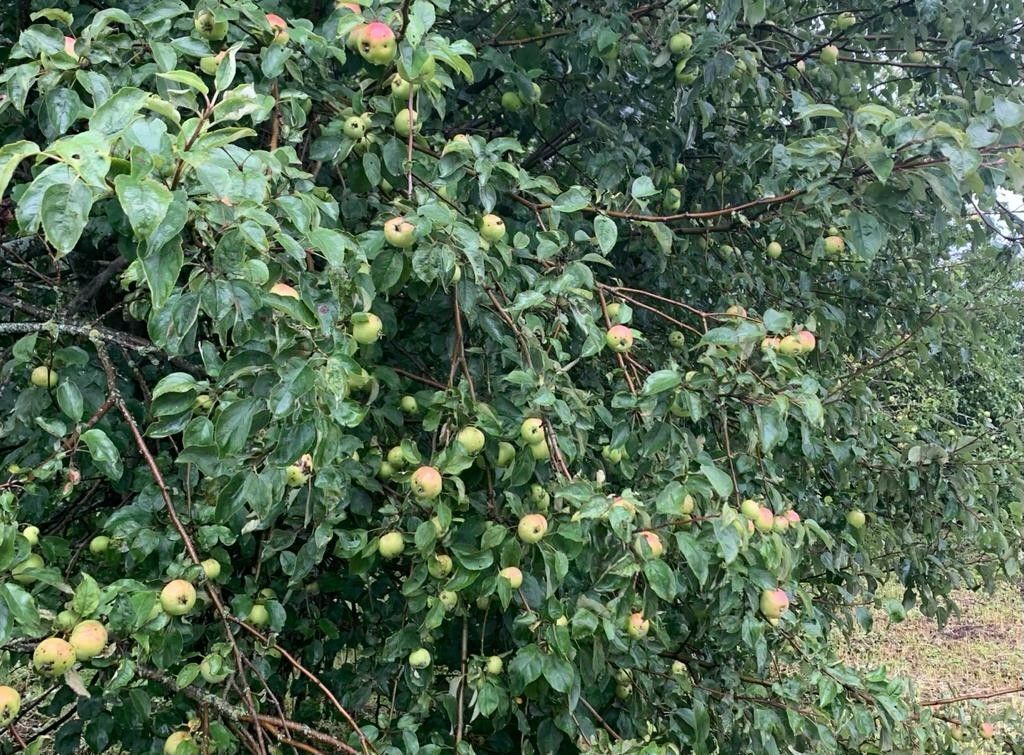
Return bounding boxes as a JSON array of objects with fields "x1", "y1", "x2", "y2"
[
  {"x1": 846, "y1": 509, "x2": 866, "y2": 529},
  {"x1": 201, "y1": 558, "x2": 221, "y2": 580},
  {"x1": 820, "y1": 45, "x2": 839, "y2": 65},
  {"x1": 626, "y1": 612, "x2": 650, "y2": 639},
  {"x1": 387, "y1": 446, "x2": 406, "y2": 468},
  {"x1": 496, "y1": 441, "x2": 516, "y2": 467},
  {"x1": 377, "y1": 461, "x2": 395, "y2": 480},
  {"x1": 247, "y1": 603, "x2": 270, "y2": 626},
  {"x1": 766, "y1": 241, "x2": 782, "y2": 259},
  {"x1": 378, "y1": 531, "x2": 405, "y2": 558},
  {"x1": 668, "y1": 330, "x2": 685, "y2": 349},
  {"x1": 398, "y1": 54, "x2": 437, "y2": 83},
  {"x1": 675, "y1": 59, "x2": 699, "y2": 84},
  {"x1": 499, "y1": 566, "x2": 523, "y2": 589},
  {"x1": 33, "y1": 637, "x2": 76, "y2": 676},
  {"x1": 357, "y1": 21, "x2": 396, "y2": 65},
  {"x1": 835, "y1": 12, "x2": 856, "y2": 29},
  {"x1": 520, "y1": 418, "x2": 544, "y2": 444},
  {"x1": 606, "y1": 301, "x2": 621, "y2": 321},
  {"x1": 724, "y1": 304, "x2": 747, "y2": 318},
  {"x1": 411, "y1": 466, "x2": 442, "y2": 499},
  {"x1": 427, "y1": 553, "x2": 453, "y2": 579},
  {"x1": 199, "y1": 52, "x2": 225, "y2": 76},
  {"x1": 529, "y1": 484, "x2": 550, "y2": 510},
  {"x1": 479, "y1": 214, "x2": 506, "y2": 242},
  {"x1": 529, "y1": 440, "x2": 550, "y2": 460},
  {"x1": 671, "y1": 660, "x2": 686, "y2": 675},
  {"x1": 31, "y1": 366, "x2": 58, "y2": 388},
  {"x1": 200, "y1": 654, "x2": 229, "y2": 683},
  {"x1": 669, "y1": 32, "x2": 693, "y2": 54},
  {"x1": 393, "y1": 108, "x2": 417, "y2": 138},
  {"x1": 390, "y1": 74, "x2": 413, "y2": 100},
  {"x1": 408, "y1": 648, "x2": 431, "y2": 669},
  {"x1": 12, "y1": 553, "x2": 44, "y2": 584},
  {"x1": 517, "y1": 514, "x2": 548, "y2": 544},
  {"x1": 69, "y1": 620, "x2": 107, "y2": 660},
  {"x1": 907, "y1": 49, "x2": 925, "y2": 64},
  {"x1": 740, "y1": 499, "x2": 760, "y2": 520},
  {"x1": 22, "y1": 525, "x2": 40, "y2": 546},
  {"x1": 605, "y1": 325, "x2": 634, "y2": 353},
  {"x1": 164, "y1": 732, "x2": 192, "y2": 755},
  {"x1": 662, "y1": 187, "x2": 681, "y2": 212},
  {"x1": 615, "y1": 682, "x2": 632, "y2": 699},
  {"x1": 194, "y1": 10, "x2": 227, "y2": 41},
  {"x1": 384, "y1": 216, "x2": 416, "y2": 248},
  {"x1": 438, "y1": 590, "x2": 457, "y2": 609},
  {"x1": 89, "y1": 535, "x2": 110, "y2": 555},
  {"x1": 400, "y1": 395, "x2": 418, "y2": 413},
  {"x1": 54, "y1": 610, "x2": 77, "y2": 631},
  {"x1": 160, "y1": 580, "x2": 197, "y2": 616},
  {"x1": 501, "y1": 91, "x2": 522, "y2": 111},
  {"x1": 285, "y1": 464, "x2": 308, "y2": 487},
  {"x1": 456, "y1": 426, "x2": 485, "y2": 454},
  {"x1": 485, "y1": 655, "x2": 503, "y2": 675},
  {"x1": 351, "y1": 313, "x2": 383, "y2": 344},
  {"x1": 0, "y1": 686, "x2": 21, "y2": 728},
  {"x1": 343, "y1": 116, "x2": 366, "y2": 139}
]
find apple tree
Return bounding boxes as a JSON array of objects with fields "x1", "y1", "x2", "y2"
[{"x1": 2, "y1": 0, "x2": 1024, "y2": 753}]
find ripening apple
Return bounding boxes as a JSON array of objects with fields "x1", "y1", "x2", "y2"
[
  {"x1": 823, "y1": 234, "x2": 845, "y2": 254},
  {"x1": 343, "y1": 116, "x2": 366, "y2": 139},
  {"x1": 634, "y1": 531, "x2": 664, "y2": 559},
  {"x1": 605, "y1": 325, "x2": 634, "y2": 353},
  {"x1": 22, "y1": 525, "x2": 40, "y2": 546},
  {"x1": 400, "y1": 395, "x2": 418, "y2": 413},
  {"x1": 979, "y1": 722, "x2": 995, "y2": 739},
  {"x1": 69, "y1": 620, "x2": 108, "y2": 660},
  {"x1": 265, "y1": 13, "x2": 289, "y2": 44},
  {"x1": 269, "y1": 281, "x2": 300, "y2": 299},
  {"x1": 761, "y1": 336, "x2": 781, "y2": 351},
  {"x1": 428, "y1": 554, "x2": 453, "y2": 579},
  {"x1": 796, "y1": 330, "x2": 816, "y2": 354},
  {"x1": 480, "y1": 214, "x2": 506, "y2": 242},
  {"x1": 411, "y1": 465, "x2": 443, "y2": 499},
  {"x1": 201, "y1": 558, "x2": 221, "y2": 580},
  {"x1": 669, "y1": 32, "x2": 693, "y2": 54},
  {"x1": 358, "y1": 22, "x2": 397, "y2": 65},
  {"x1": 63, "y1": 36, "x2": 76, "y2": 56},
  {"x1": 485, "y1": 655, "x2": 503, "y2": 675},
  {"x1": 820, "y1": 44, "x2": 839, "y2": 65},
  {"x1": 777, "y1": 335, "x2": 803, "y2": 356},
  {"x1": 164, "y1": 731, "x2": 193, "y2": 755},
  {"x1": 626, "y1": 612, "x2": 650, "y2": 639},
  {"x1": 457, "y1": 426, "x2": 485, "y2": 454},
  {"x1": 754, "y1": 507, "x2": 775, "y2": 533},
  {"x1": 33, "y1": 637, "x2": 76, "y2": 677},
  {"x1": 194, "y1": 10, "x2": 228, "y2": 41},
  {"x1": 610, "y1": 496, "x2": 637, "y2": 517},
  {"x1": 784, "y1": 510, "x2": 801, "y2": 524},
  {"x1": 766, "y1": 241, "x2": 782, "y2": 259},
  {"x1": 499, "y1": 565, "x2": 523, "y2": 589},
  {"x1": 12, "y1": 553, "x2": 44, "y2": 584},
  {"x1": 846, "y1": 509, "x2": 866, "y2": 529},
  {"x1": 501, "y1": 91, "x2": 523, "y2": 111},
  {"x1": 772, "y1": 515, "x2": 790, "y2": 533},
  {"x1": 378, "y1": 531, "x2": 405, "y2": 558},
  {"x1": 384, "y1": 216, "x2": 416, "y2": 248},
  {"x1": 0, "y1": 686, "x2": 20, "y2": 727},
  {"x1": 393, "y1": 108, "x2": 417, "y2": 137},
  {"x1": 724, "y1": 304, "x2": 747, "y2": 318},
  {"x1": 529, "y1": 440, "x2": 550, "y2": 460},
  {"x1": 520, "y1": 418, "x2": 544, "y2": 444},
  {"x1": 31, "y1": 365, "x2": 58, "y2": 388},
  {"x1": 160, "y1": 580, "x2": 197, "y2": 617},
  {"x1": 496, "y1": 441, "x2": 516, "y2": 467},
  {"x1": 351, "y1": 313, "x2": 383, "y2": 344},
  {"x1": 438, "y1": 590, "x2": 458, "y2": 610},
  {"x1": 408, "y1": 648, "x2": 431, "y2": 669},
  {"x1": 518, "y1": 514, "x2": 548, "y2": 543},
  {"x1": 669, "y1": 330, "x2": 685, "y2": 349},
  {"x1": 759, "y1": 588, "x2": 790, "y2": 620},
  {"x1": 89, "y1": 535, "x2": 110, "y2": 555},
  {"x1": 740, "y1": 498, "x2": 761, "y2": 520}
]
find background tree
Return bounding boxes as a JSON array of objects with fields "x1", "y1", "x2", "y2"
[{"x1": 1, "y1": 1, "x2": 1024, "y2": 753}]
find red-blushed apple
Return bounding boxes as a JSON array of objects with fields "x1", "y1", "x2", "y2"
[
  {"x1": 759, "y1": 588, "x2": 790, "y2": 623},
  {"x1": 766, "y1": 241, "x2": 782, "y2": 258},
  {"x1": 784, "y1": 509, "x2": 801, "y2": 524},
  {"x1": 384, "y1": 216, "x2": 416, "y2": 248},
  {"x1": 456, "y1": 426, "x2": 485, "y2": 454},
  {"x1": 796, "y1": 330, "x2": 816, "y2": 353},
  {"x1": 740, "y1": 498, "x2": 760, "y2": 520},
  {"x1": 0, "y1": 686, "x2": 20, "y2": 727},
  {"x1": 33, "y1": 637, "x2": 76, "y2": 676},
  {"x1": 347, "y1": 22, "x2": 368, "y2": 49},
  {"x1": 520, "y1": 417, "x2": 544, "y2": 444},
  {"x1": 772, "y1": 515, "x2": 790, "y2": 533},
  {"x1": 517, "y1": 514, "x2": 548, "y2": 543},
  {"x1": 605, "y1": 324, "x2": 634, "y2": 353},
  {"x1": 724, "y1": 304, "x2": 747, "y2": 318},
  {"x1": 499, "y1": 566, "x2": 523, "y2": 588},
  {"x1": 164, "y1": 731, "x2": 193, "y2": 755},
  {"x1": 378, "y1": 531, "x2": 405, "y2": 558},
  {"x1": 496, "y1": 441, "x2": 516, "y2": 467},
  {"x1": 265, "y1": 13, "x2": 289, "y2": 44},
  {"x1": 351, "y1": 312, "x2": 383, "y2": 344},
  {"x1": 610, "y1": 496, "x2": 637, "y2": 518},
  {"x1": 269, "y1": 282, "x2": 300, "y2": 299},
  {"x1": 480, "y1": 214, "x2": 506, "y2": 242},
  {"x1": 485, "y1": 655, "x2": 503, "y2": 674},
  {"x1": 427, "y1": 553, "x2": 453, "y2": 579},
  {"x1": 634, "y1": 531, "x2": 664, "y2": 559},
  {"x1": 336, "y1": 1, "x2": 361, "y2": 11},
  {"x1": 393, "y1": 108, "x2": 417, "y2": 137},
  {"x1": 31, "y1": 366, "x2": 58, "y2": 388},
  {"x1": 64, "y1": 36, "x2": 76, "y2": 55},
  {"x1": 979, "y1": 722, "x2": 995, "y2": 739},
  {"x1": 411, "y1": 465, "x2": 442, "y2": 499},
  {"x1": 846, "y1": 509, "x2": 866, "y2": 529},
  {"x1": 626, "y1": 612, "x2": 650, "y2": 639},
  {"x1": 22, "y1": 525, "x2": 40, "y2": 545},
  {"x1": 69, "y1": 620, "x2": 107, "y2": 660},
  {"x1": 408, "y1": 648, "x2": 431, "y2": 669},
  {"x1": 201, "y1": 558, "x2": 221, "y2": 580},
  {"x1": 160, "y1": 580, "x2": 197, "y2": 616},
  {"x1": 823, "y1": 234, "x2": 844, "y2": 254},
  {"x1": 761, "y1": 336, "x2": 781, "y2": 351},
  {"x1": 358, "y1": 22, "x2": 396, "y2": 65},
  {"x1": 754, "y1": 506, "x2": 775, "y2": 533}
]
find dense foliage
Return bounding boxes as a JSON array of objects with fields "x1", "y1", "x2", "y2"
[{"x1": 2, "y1": 0, "x2": 1024, "y2": 753}]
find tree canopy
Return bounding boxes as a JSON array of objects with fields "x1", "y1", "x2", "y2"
[{"x1": 2, "y1": 0, "x2": 1024, "y2": 753}]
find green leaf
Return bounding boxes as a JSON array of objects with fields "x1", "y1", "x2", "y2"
[
  {"x1": 700, "y1": 463, "x2": 733, "y2": 499},
  {"x1": 71, "y1": 573, "x2": 101, "y2": 616},
  {"x1": 157, "y1": 70, "x2": 210, "y2": 96},
  {"x1": 405, "y1": 0, "x2": 436, "y2": 47},
  {"x1": 80, "y1": 428, "x2": 123, "y2": 480},
  {"x1": 56, "y1": 381, "x2": 84, "y2": 422},
  {"x1": 675, "y1": 531, "x2": 709, "y2": 586},
  {"x1": 795, "y1": 103, "x2": 845, "y2": 121},
  {"x1": 114, "y1": 174, "x2": 173, "y2": 238},
  {"x1": 0, "y1": 140, "x2": 39, "y2": 199},
  {"x1": 631, "y1": 176, "x2": 656, "y2": 199},
  {"x1": 509, "y1": 644, "x2": 545, "y2": 691},
  {"x1": 40, "y1": 180, "x2": 94, "y2": 256},
  {"x1": 994, "y1": 97, "x2": 1024, "y2": 128},
  {"x1": 542, "y1": 654, "x2": 574, "y2": 693},
  {"x1": 845, "y1": 211, "x2": 886, "y2": 261},
  {"x1": 552, "y1": 186, "x2": 590, "y2": 213},
  {"x1": 641, "y1": 369, "x2": 681, "y2": 396},
  {"x1": 593, "y1": 215, "x2": 617, "y2": 253},
  {"x1": 643, "y1": 559, "x2": 677, "y2": 601},
  {"x1": 90, "y1": 87, "x2": 150, "y2": 135}
]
